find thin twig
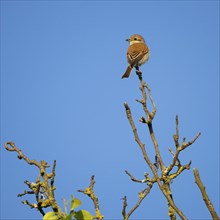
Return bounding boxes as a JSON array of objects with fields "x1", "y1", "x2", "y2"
[
  {"x1": 125, "y1": 170, "x2": 147, "y2": 183},
  {"x1": 135, "y1": 72, "x2": 164, "y2": 172},
  {"x1": 78, "y1": 175, "x2": 104, "y2": 220},
  {"x1": 4, "y1": 141, "x2": 42, "y2": 168},
  {"x1": 121, "y1": 196, "x2": 127, "y2": 219},
  {"x1": 166, "y1": 118, "x2": 201, "y2": 175},
  {"x1": 126, "y1": 186, "x2": 153, "y2": 219},
  {"x1": 50, "y1": 160, "x2": 56, "y2": 189}
]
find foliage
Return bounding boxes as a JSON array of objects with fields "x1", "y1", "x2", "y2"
[{"x1": 43, "y1": 196, "x2": 94, "y2": 220}]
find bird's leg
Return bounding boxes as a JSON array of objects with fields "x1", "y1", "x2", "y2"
[{"x1": 135, "y1": 66, "x2": 142, "y2": 80}]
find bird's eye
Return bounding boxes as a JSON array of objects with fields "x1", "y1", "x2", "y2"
[{"x1": 134, "y1": 38, "x2": 137, "y2": 40}]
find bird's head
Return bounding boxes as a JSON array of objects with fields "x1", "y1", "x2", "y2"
[{"x1": 126, "y1": 34, "x2": 145, "y2": 45}]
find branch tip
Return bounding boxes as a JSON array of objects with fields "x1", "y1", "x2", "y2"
[{"x1": 193, "y1": 168, "x2": 220, "y2": 220}]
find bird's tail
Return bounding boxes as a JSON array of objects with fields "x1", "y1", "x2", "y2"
[{"x1": 121, "y1": 65, "x2": 132, "y2": 79}]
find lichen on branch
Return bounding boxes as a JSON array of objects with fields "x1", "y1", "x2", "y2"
[{"x1": 4, "y1": 141, "x2": 64, "y2": 218}]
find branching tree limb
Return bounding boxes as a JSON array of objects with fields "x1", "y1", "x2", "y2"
[
  {"x1": 122, "y1": 186, "x2": 152, "y2": 220},
  {"x1": 4, "y1": 141, "x2": 64, "y2": 218},
  {"x1": 122, "y1": 171, "x2": 154, "y2": 220},
  {"x1": 122, "y1": 70, "x2": 202, "y2": 220},
  {"x1": 124, "y1": 101, "x2": 186, "y2": 220},
  {"x1": 4, "y1": 142, "x2": 103, "y2": 220}
]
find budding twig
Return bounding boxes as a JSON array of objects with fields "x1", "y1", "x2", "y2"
[{"x1": 78, "y1": 175, "x2": 104, "y2": 220}]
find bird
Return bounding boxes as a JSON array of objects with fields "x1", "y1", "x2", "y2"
[{"x1": 121, "y1": 34, "x2": 149, "y2": 79}]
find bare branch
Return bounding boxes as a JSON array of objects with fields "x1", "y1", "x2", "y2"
[
  {"x1": 22, "y1": 200, "x2": 38, "y2": 209},
  {"x1": 125, "y1": 170, "x2": 143, "y2": 183},
  {"x1": 123, "y1": 102, "x2": 158, "y2": 175},
  {"x1": 182, "y1": 132, "x2": 201, "y2": 150},
  {"x1": 121, "y1": 196, "x2": 127, "y2": 219},
  {"x1": 124, "y1": 102, "x2": 146, "y2": 152},
  {"x1": 50, "y1": 160, "x2": 56, "y2": 189},
  {"x1": 126, "y1": 187, "x2": 153, "y2": 219},
  {"x1": 166, "y1": 117, "x2": 201, "y2": 176},
  {"x1": 17, "y1": 190, "x2": 35, "y2": 197},
  {"x1": 173, "y1": 115, "x2": 180, "y2": 148},
  {"x1": 125, "y1": 170, "x2": 149, "y2": 183},
  {"x1": 4, "y1": 141, "x2": 41, "y2": 168},
  {"x1": 144, "y1": 83, "x2": 156, "y2": 120},
  {"x1": 123, "y1": 73, "x2": 189, "y2": 220},
  {"x1": 193, "y1": 168, "x2": 220, "y2": 220},
  {"x1": 134, "y1": 72, "x2": 165, "y2": 172}
]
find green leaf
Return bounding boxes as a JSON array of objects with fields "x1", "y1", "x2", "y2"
[
  {"x1": 63, "y1": 214, "x2": 73, "y2": 220},
  {"x1": 70, "y1": 196, "x2": 82, "y2": 210},
  {"x1": 43, "y1": 212, "x2": 59, "y2": 220},
  {"x1": 75, "y1": 210, "x2": 94, "y2": 220}
]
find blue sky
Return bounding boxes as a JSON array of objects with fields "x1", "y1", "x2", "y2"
[{"x1": 1, "y1": 1, "x2": 219, "y2": 219}]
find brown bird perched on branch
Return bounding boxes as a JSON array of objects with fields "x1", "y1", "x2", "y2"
[{"x1": 121, "y1": 34, "x2": 149, "y2": 79}]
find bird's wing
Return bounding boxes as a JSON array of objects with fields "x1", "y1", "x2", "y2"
[{"x1": 127, "y1": 43, "x2": 149, "y2": 67}]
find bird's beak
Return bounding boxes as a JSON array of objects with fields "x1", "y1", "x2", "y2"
[{"x1": 126, "y1": 38, "x2": 130, "y2": 42}]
